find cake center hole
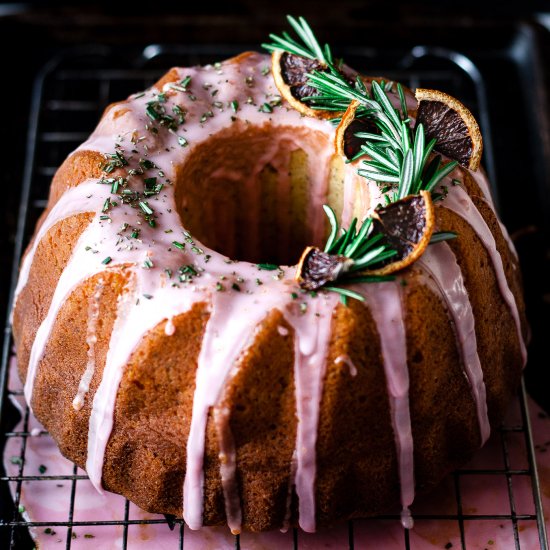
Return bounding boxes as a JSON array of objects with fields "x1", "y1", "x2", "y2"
[{"x1": 175, "y1": 125, "x2": 342, "y2": 265}]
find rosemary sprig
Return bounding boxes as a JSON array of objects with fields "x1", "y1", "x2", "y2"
[
  {"x1": 321, "y1": 205, "x2": 395, "y2": 302},
  {"x1": 323, "y1": 205, "x2": 397, "y2": 269},
  {"x1": 262, "y1": 15, "x2": 333, "y2": 65},
  {"x1": 308, "y1": 75, "x2": 459, "y2": 199},
  {"x1": 264, "y1": 16, "x2": 459, "y2": 201},
  {"x1": 266, "y1": 17, "x2": 460, "y2": 302}
]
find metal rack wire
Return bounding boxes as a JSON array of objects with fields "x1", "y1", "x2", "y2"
[{"x1": 0, "y1": 44, "x2": 548, "y2": 549}]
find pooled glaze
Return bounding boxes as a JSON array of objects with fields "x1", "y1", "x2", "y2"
[{"x1": 12, "y1": 51, "x2": 526, "y2": 534}]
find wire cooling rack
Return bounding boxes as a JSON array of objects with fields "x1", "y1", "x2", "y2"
[{"x1": 0, "y1": 43, "x2": 548, "y2": 549}]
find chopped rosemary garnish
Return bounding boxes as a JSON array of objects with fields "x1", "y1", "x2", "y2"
[
  {"x1": 102, "y1": 149, "x2": 128, "y2": 173},
  {"x1": 257, "y1": 263, "x2": 279, "y2": 270},
  {"x1": 143, "y1": 257, "x2": 154, "y2": 269},
  {"x1": 180, "y1": 264, "x2": 197, "y2": 277},
  {"x1": 138, "y1": 201, "x2": 153, "y2": 216},
  {"x1": 140, "y1": 158, "x2": 157, "y2": 170}
]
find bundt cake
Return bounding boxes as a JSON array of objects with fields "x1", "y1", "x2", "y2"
[{"x1": 12, "y1": 19, "x2": 527, "y2": 535}]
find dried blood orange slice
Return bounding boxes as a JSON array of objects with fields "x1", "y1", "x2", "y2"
[
  {"x1": 362, "y1": 190, "x2": 435, "y2": 276},
  {"x1": 271, "y1": 50, "x2": 348, "y2": 120},
  {"x1": 335, "y1": 100, "x2": 378, "y2": 160},
  {"x1": 415, "y1": 88, "x2": 483, "y2": 171},
  {"x1": 295, "y1": 191, "x2": 435, "y2": 289},
  {"x1": 295, "y1": 246, "x2": 354, "y2": 291}
]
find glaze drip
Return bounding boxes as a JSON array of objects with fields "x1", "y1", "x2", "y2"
[
  {"x1": 417, "y1": 243, "x2": 490, "y2": 444},
  {"x1": 363, "y1": 281, "x2": 415, "y2": 529},
  {"x1": 73, "y1": 278, "x2": 105, "y2": 411},
  {"x1": 23, "y1": 183, "x2": 113, "y2": 410},
  {"x1": 13, "y1": 182, "x2": 103, "y2": 305},
  {"x1": 213, "y1": 405, "x2": 242, "y2": 534},
  {"x1": 334, "y1": 354, "x2": 358, "y2": 377},
  {"x1": 442, "y1": 185, "x2": 527, "y2": 365},
  {"x1": 292, "y1": 294, "x2": 338, "y2": 532}
]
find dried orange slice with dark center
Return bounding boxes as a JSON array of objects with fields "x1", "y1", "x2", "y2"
[
  {"x1": 295, "y1": 191, "x2": 435, "y2": 289},
  {"x1": 335, "y1": 80, "x2": 417, "y2": 161},
  {"x1": 335, "y1": 99, "x2": 379, "y2": 160},
  {"x1": 295, "y1": 246, "x2": 354, "y2": 291},
  {"x1": 364, "y1": 190, "x2": 435, "y2": 276},
  {"x1": 271, "y1": 50, "x2": 350, "y2": 120},
  {"x1": 415, "y1": 88, "x2": 483, "y2": 171}
]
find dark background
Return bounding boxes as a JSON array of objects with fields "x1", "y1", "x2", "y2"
[{"x1": 0, "y1": 1, "x2": 549, "y2": 412}]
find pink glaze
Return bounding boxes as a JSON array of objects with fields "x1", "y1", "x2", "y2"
[
  {"x1": 442, "y1": 184, "x2": 527, "y2": 365},
  {"x1": 277, "y1": 325, "x2": 289, "y2": 336},
  {"x1": 458, "y1": 166, "x2": 518, "y2": 261},
  {"x1": 340, "y1": 168, "x2": 361, "y2": 226},
  {"x1": 479, "y1": 195, "x2": 519, "y2": 261},
  {"x1": 334, "y1": 354, "x2": 358, "y2": 377},
  {"x1": 13, "y1": 181, "x2": 105, "y2": 304},
  {"x1": 291, "y1": 293, "x2": 338, "y2": 532},
  {"x1": 417, "y1": 243, "x2": 490, "y2": 445},
  {"x1": 469, "y1": 166, "x2": 495, "y2": 208},
  {"x1": 164, "y1": 316, "x2": 176, "y2": 336},
  {"x1": 23, "y1": 182, "x2": 113, "y2": 409},
  {"x1": 213, "y1": 405, "x2": 242, "y2": 534},
  {"x1": 73, "y1": 278, "x2": 105, "y2": 411},
  {"x1": 363, "y1": 282, "x2": 415, "y2": 529},
  {"x1": 183, "y1": 282, "x2": 290, "y2": 531}
]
